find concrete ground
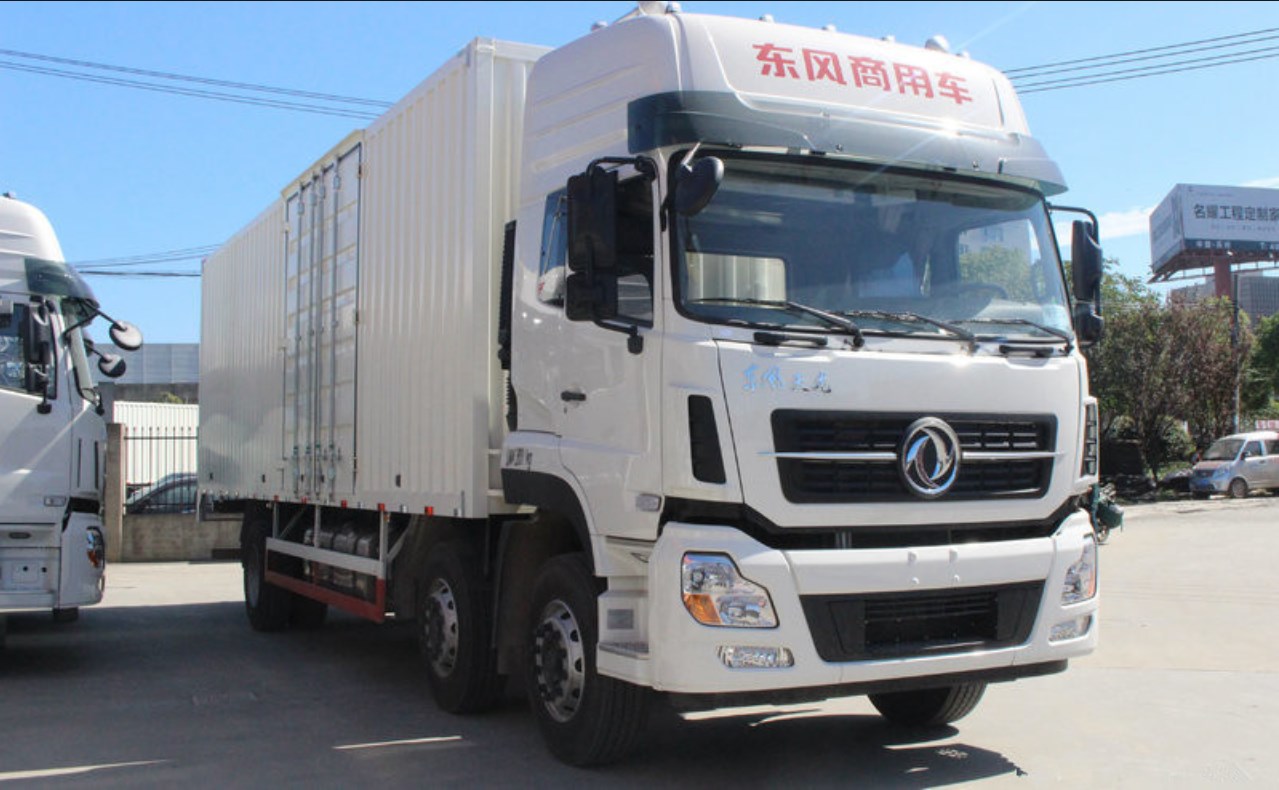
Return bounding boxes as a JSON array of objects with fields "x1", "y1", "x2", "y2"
[{"x1": 1, "y1": 495, "x2": 1276, "y2": 787}]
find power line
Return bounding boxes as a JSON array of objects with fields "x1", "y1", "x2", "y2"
[
  {"x1": 1007, "y1": 26, "x2": 1279, "y2": 94},
  {"x1": 0, "y1": 48, "x2": 393, "y2": 109},
  {"x1": 1005, "y1": 27, "x2": 1279, "y2": 76},
  {"x1": 71, "y1": 245, "x2": 220, "y2": 270},
  {"x1": 1015, "y1": 47, "x2": 1279, "y2": 94},
  {"x1": 80, "y1": 271, "x2": 201, "y2": 279},
  {"x1": 0, "y1": 60, "x2": 381, "y2": 120}
]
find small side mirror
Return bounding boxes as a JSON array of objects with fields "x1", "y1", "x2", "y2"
[
  {"x1": 674, "y1": 157, "x2": 724, "y2": 217},
  {"x1": 97, "y1": 353, "x2": 127, "y2": 379},
  {"x1": 109, "y1": 321, "x2": 143, "y2": 352},
  {"x1": 1071, "y1": 220, "x2": 1103, "y2": 305},
  {"x1": 1071, "y1": 220, "x2": 1104, "y2": 347},
  {"x1": 24, "y1": 304, "x2": 54, "y2": 366}
]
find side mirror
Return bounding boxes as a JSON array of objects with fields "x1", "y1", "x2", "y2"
[
  {"x1": 97, "y1": 353, "x2": 127, "y2": 379},
  {"x1": 565, "y1": 165, "x2": 620, "y2": 322},
  {"x1": 110, "y1": 321, "x2": 143, "y2": 352},
  {"x1": 674, "y1": 157, "x2": 724, "y2": 217},
  {"x1": 1071, "y1": 220, "x2": 1104, "y2": 346},
  {"x1": 24, "y1": 304, "x2": 54, "y2": 367}
]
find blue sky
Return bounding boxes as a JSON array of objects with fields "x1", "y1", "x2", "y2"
[{"x1": 4, "y1": 1, "x2": 1278, "y2": 342}]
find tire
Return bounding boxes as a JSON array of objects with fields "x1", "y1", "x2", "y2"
[
  {"x1": 1229, "y1": 478, "x2": 1249, "y2": 499},
  {"x1": 418, "y1": 541, "x2": 505, "y2": 714},
  {"x1": 869, "y1": 682, "x2": 987, "y2": 728},
  {"x1": 526, "y1": 553, "x2": 649, "y2": 766},
  {"x1": 242, "y1": 514, "x2": 292, "y2": 632},
  {"x1": 52, "y1": 607, "x2": 79, "y2": 623}
]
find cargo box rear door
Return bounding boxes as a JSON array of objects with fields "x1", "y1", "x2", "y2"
[{"x1": 284, "y1": 138, "x2": 361, "y2": 501}]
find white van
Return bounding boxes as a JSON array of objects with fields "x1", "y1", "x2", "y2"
[{"x1": 1189, "y1": 431, "x2": 1279, "y2": 498}]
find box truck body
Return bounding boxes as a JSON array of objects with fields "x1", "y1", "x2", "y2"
[{"x1": 200, "y1": 5, "x2": 1104, "y2": 765}]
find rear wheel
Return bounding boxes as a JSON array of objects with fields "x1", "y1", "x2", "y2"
[
  {"x1": 418, "y1": 541, "x2": 504, "y2": 713},
  {"x1": 526, "y1": 553, "x2": 649, "y2": 766},
  {"x1": 869, "y1": 683, "x2": 987, "y2": 728},
  {"x1": 242, "y1": 514, "x2": 292, "y2": 632},
  {"x1": 1229, "y1": 478, "x2": 1249, "y2": 499}
]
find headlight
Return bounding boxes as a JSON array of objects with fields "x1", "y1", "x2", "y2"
[
  {"x1": 1212, "y1": 466, "x2": 1229, "y2": 478},
  {"x1": 682, "y1": 553, "x2": 777, "y2": 628},
  {"x1": 86, "y1": 527, "x2": 106, "y2": 569},
  {"x1": 1061, "y1": 536, "x2": 1097, "y2": 605}
]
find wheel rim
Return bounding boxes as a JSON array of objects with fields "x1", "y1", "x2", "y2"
[
  {"x1": 423, "y1": 579, "x2": 459, "y2": 678},
  {"x1": 1231, "y1": 479, "x2": 1248, "y2": 498},
  {"x1": 532, "y1": 599, "x2": 585, "y2": 723}
]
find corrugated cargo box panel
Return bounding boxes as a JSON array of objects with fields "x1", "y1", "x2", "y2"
[
  {"x1": 199, "y1": 201, "x2": 286, "y2": 498},
  {"x1": 200, "y1": 39, "x2": 545, "y2": 517}
]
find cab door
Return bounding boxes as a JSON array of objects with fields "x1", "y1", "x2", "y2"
[{"x1": 520, "y1": 163, "x2": 663, "y2": 540}]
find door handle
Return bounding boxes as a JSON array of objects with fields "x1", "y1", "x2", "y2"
[{"x1": 560, "y1": 390, "x2": 587, "y2": 403}]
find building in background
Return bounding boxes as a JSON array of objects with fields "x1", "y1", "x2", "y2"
[
  {"x1": 1170, "y1": 272, "x2": 1279, "y2": 324},
  {"x1": 98, "y1": 342, "x2": 198, "y2": 415}
]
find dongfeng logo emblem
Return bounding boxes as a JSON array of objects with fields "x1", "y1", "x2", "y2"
[{"x1": 899, "y1": 418, "x2": 961, "y2": 499}]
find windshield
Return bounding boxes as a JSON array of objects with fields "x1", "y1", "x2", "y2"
[
  {"x1": 1203, "y1": 439, "x2": 1244, "y2": 461},
  {"x1": 675, "y1": 155, "x2": 1072, "y2": 341}
]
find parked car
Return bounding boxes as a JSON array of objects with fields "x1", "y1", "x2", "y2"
[
  {"x1": 124, "y1": 472, "x2": 199, "y2": 514},
  {"x1": 1188, "y1": 431, "x2": 1279, "y2": 499}
]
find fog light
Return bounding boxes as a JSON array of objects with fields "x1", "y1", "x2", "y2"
[
  {"x1": 718, "y1": 646, "x2": 794, "y2": 669},
  {"x1": 682, "y1": 553, "x2": 777, "y2": 628},
  {"x1": 1050, "y1": 615, "x2": 1092, "y2": 642}
]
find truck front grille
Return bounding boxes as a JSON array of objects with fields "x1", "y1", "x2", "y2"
[
  {"x1": 771, "y1": 411, "x2": 1055, "y2": 503},
  {"x1": 800, "y1": 581, "x2": 1044, "y2": 661}
]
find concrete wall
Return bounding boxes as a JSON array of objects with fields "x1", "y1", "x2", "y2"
[{"x1": 119, "y1": 514, "x2": 241, "y2": 563}]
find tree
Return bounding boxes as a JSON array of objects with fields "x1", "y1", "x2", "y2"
[
  {"x1": 1083, "y1": 263, "x2": 1246, "y2": 480},
  {"x1": 1251, "y1": 312, "x2": 1279, "y2": 401}
]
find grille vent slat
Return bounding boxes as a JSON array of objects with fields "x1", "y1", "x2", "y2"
[{"x1": 772, "y1": 411, "x2": 1056, "y2": 503}]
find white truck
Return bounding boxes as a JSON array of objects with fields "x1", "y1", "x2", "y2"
[
  {"x1": 0, "y1": 193, "x2": 141, "y2": 628},
  {"x1": 199, "y1": 3, "x2": 1105, "y2": 765}
]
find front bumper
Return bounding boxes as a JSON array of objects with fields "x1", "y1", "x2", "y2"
[
  {"x1": 0, "y1": 513, "x2": 106, "y2": 613},
  {"x1": 610, "y1": 512, "x2": 1097, "y2": 695},
  {"x1": 1189, "y1": 476, "x2": 1227, "y2": 494}
]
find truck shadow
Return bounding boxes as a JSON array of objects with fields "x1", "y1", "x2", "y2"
[{"x1": 0, "y1": 603, "x2": 1026, "y2": 787}]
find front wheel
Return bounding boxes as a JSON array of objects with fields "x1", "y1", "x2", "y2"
[
  {"x1": 869, "y1": 683, "x2": 987, "y2": 728},
  {"x1": 526, "y1": 553, "x2": 649, "y2": 766},
  {"x1": 1229, "y1": 478, "x2": 1249, "y2": 499}
]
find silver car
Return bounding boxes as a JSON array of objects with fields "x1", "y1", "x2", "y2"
[{"x1": 1189, "y1": 431, "x2": 1279, "y2": 499}]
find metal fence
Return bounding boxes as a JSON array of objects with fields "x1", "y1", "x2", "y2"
[{"x1": 124, "y1": 425, "x2": 198, "y2": 494}]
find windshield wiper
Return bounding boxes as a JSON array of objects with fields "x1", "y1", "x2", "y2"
[
  {"x1": 691, "y1": 298, "x2": 865, "y2": 348},
  {"x1": 843, "y1": 310, "x2": 976, "y2": 350},
  {"x1": 954, "y1": 318, "x2": 1073, "y2": 346}
]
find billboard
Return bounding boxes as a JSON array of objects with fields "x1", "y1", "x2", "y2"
[{"x1": 1150, "y1": 184, "x2": 1279, "y2": 277}]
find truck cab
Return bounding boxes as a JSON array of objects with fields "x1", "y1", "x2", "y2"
[
  {"x1": 502, "y1": 3, "x2": 1103, "y2": 733},
  {"x1": 0, "y1": 194, "x2": 140, "y2": 620}
]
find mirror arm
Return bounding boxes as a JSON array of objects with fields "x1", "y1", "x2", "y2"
[
  {"x1": 586, "y1": 155, "x2": 657, "y2": 183},
  {"x1": 594, "y1": 319, "x2": 644, "y2": 355}
]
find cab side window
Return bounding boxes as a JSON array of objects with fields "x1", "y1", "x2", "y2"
[
  {"x1": 537, "y1": 191, "x2": 569, "y2": 306},
  {"x1": 0, "y1": 303, "x2": 30, "y2": 392}
]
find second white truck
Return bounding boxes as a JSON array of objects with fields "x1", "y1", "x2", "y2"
[
  {"x1": 1, "y1": 193, "x2": 141, "y2": 627},
  {"x1": 200, "y1": 4, "x2": 1104, "y2": 765}
]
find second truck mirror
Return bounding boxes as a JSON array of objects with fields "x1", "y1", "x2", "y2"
[{"x1": 1071, "y1": 220, "x2": 1104, "y2": 346}]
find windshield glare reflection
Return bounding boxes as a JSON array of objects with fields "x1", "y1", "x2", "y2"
[{"x1": 677, "y1": 156, "x2": 1073, "y2": 341}]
